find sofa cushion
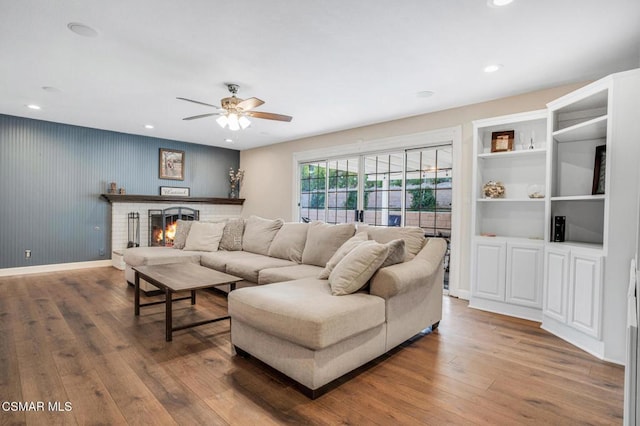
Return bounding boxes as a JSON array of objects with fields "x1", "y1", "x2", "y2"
[
  {"x1": 258, "y1": 264, "x2": 323, "y2": 285},
  {"x1": 301, "y1": 222, "x2": 356, "y2": 267},
  {"x1": 123, "y1": 246, "x2": 202, "y2": 267},
  {"x1": 172, "y1": 219, "x2": 194, "y2": 249},
  {"x1": 226, "y1": 255, "x2": 296, "y2": 283},
  {"x1": 219, "y1": 218, "x2": 244, "y2": 251},
  {"x1": 228, "y1": 279, "x2": 385, "y2": 350},
  {"x1": 199, "y1": 250, "x2": 264, "y2": 272},
  {"x1": 380, "y1": 239, "x2": 406, "y2": 268},
  {"x1": 358, "y1": 224, "x2": 425, "y2": 259},
  {"x1": 183, "y1": 221, "x2": 226, "y2": 252},
  {"x1": 329, "y1": 241, "x2": 389, "y2": 295},
  {"x1": 242, "y1": 216, "x2": 284, "y2": 256},
  {"x1": 317, "y1": 232, "x2": 368, "y2": 279},
  {"x1": 268, "y1": 222, "x2": 308, "y2": 263}
]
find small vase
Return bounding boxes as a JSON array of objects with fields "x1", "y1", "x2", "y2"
[{"x1": 229, "y1": 185, "x2": 238, "y2": 199}]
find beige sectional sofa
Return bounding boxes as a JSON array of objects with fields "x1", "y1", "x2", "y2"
[{"x1": 123, "y1": 216, "x2": 446, "y2": 398}]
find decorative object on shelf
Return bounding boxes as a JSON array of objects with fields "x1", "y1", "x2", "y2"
[
  {"x1": 592, "y1": 145, "x2": 606, "y2": 195},
  {"x1": 553, "y1": 216, "x2": 566, "y2": 242},
  {"x1": 528, "y1": 130, "x2": 535, "y2": 150},
  {"x1": 482, "y1": 181, "x2": 505, "y2": 198},
  {"x1": 159, "y1": 148, "x2": 185, "y2": 180},
  {"x1": 527, "y1": 184, "x2": 545, "y2": 199},
  {"x1": 491, "y1": 130, "x2": 514, "y2": 152},
  {"x1": 119, "y1": 187, "x2": 126, "y2": 194},
  {"x1": 229, "y1": 167, "x2": 244, "y2": 199},
  {"x1": 109, "y1": 182, "x2": 117, "y2": 194},
  {"x1": 160, "y1": 186, "x2": 190, "y2": 197}
]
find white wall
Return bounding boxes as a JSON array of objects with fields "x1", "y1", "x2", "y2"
[{"x1": 239, "y1": 82, "x2": 589, "y2": 295}]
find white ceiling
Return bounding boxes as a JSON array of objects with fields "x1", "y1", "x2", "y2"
[{"x1": 1, "y1": 0, "x2": 639, "y2": 151}]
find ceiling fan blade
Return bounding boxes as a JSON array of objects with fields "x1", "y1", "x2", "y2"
[
  {"x1": 236, "y1": 97, "x2": 265, "y2": 111},
  {"x1": 176, "y1": 97, "x2": 220, "y2": 109},
  {"x1": 182, "y1": 113, "x2": 221, "y2": 120},
  {"x1": 247, "y1": 111, "x2": 293, "y2": 122}
]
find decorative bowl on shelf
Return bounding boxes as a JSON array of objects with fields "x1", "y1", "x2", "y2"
[
  {"x1": 527, "y1": 184, "x2": 545, "y2": 199},
  {"x1": 483, "y1": 181, "x2": 505, "y2": 198}
]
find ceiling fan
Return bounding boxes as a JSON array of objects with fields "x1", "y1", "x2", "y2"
[{"x1": 177, "y1": 83, "x2": 292, "y2": 131}]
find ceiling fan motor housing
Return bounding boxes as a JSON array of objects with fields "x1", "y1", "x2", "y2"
[{"x1": 221, "y1": 96, "x2": 241, "y2": 112}]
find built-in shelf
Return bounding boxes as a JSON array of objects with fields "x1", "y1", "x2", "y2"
[
  {"x1": 547, "y1": 241, "x2": 604, "y2": 251},
  {"x1": 550, "y1": 195, "x2": 605, "y2": 202},
  {"x1": 553, "y1": 115, "x2": 607, "y2": 143},
  {"x1": 477, "y1": 198, "x2": 545, "y2": 202},
  {"x1": 100, "y1": 194, "x2": 245, "y2": 205},
  {"x1": 478, "y1": 148, "x2": 546, "y2": 159}
]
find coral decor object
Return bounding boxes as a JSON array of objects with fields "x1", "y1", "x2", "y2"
[{"x1": 483, "y1": 181, "x2": 505, "y2": 198}]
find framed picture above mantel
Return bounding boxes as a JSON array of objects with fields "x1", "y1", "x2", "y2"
[{"x1": 159, "y1": 148, "x2": 184, "y2": 180}]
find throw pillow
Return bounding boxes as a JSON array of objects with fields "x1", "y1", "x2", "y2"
[
  {"x1": 172, "y1": 219, "x2": 194, "y2": 249},
  {"x1": 301, "y1": 221, "x2": 356, "y2": 267},
  {"x1": 219, "y1": 218, "x2": 244, "y2": 251},
  {"x1": 358, "y1": 224, "x2": 425, "y2": 258},
  {"x1": 317, "y1": 232, "x2": 368, "y2": 279},
  {"x1": 183, "y1": 221, "x2": 226, "y2": 252},
  {"x1": 329, "y1": 241, "x2": 389, "y2": 296},
  {"x1": 380, "y1": 239, "x2": 406, "y2": 268},
  {"x1": 242, "y1": 215, "x2": 284, "y2": 256},
  {"x1": 268, "y1": 222, "x2": 309, "y2": 263}
]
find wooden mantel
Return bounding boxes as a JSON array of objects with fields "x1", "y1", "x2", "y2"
[{"x1": 100, "y1": 194, "x2": 244, "y2": 205}]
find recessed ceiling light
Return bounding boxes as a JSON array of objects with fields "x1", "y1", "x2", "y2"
[
  {"x1": 487, "y1": 0, "x2": 514, "y2": 7},
  {"x1": 26, "y1": 104, "x2": 41, "y2": 110},
  {"x1": 67, "y1": 22, "x2": 98, "y2": 37},
  {"x1": 224, "y1": 138, "x2": 233, "y2": 143},
  {"x1": 416, "y1": 90, "x2": 435, "y2": 98},
  {"x1": 483, "y1": 64, "x2": 503, "y2": 73},
  {"x1": 144, "y1": 124, "x2": 154, "y2": 129}
]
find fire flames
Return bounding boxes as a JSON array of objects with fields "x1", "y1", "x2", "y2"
[{"x1": 154, "y1": 222, "x2": 177, "y2": 246}]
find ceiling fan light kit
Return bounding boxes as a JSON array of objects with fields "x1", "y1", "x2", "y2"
[{"x1": 178, "y1": 83, "x2": 292, "y2": 132}]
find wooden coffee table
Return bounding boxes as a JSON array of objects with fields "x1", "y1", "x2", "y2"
[{"x1": 133, "y1": 263, "x2": 242, "y2": 341}]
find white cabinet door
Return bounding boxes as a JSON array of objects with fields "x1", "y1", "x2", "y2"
[
  {"x1": 543, "y1": 246, "x2": 570, "y2": 323},
  {"x1": 472, "y1": 240, "x2": 506, "y2": 301},
  {"x1": 568, "y1": 252, "x2": 603, "y2": 338},
  {"x1": 506, "y1": 242, "x2": 543, "y2": 308}
]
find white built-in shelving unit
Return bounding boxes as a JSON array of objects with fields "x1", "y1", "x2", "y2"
[
  {"x1": 470, "y1": 109, "x2": 548, "y2": 321},
  {"x1": 469, "y1": 69, "x2": 640, "y2": 364},
  {"x1": 541, "y1": 69, "x2": 640, "y2": 363}
]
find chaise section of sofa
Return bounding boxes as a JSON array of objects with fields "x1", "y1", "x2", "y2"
[
  {"x1": 228, "y1": 230, "x2": 447, "y2": 398},
  {"x1": 229, "y1": 278, "x2": 387, "y2": 396}
]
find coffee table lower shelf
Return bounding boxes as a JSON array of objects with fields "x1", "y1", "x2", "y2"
[{"x1": 133, "y1": 264, "x2": 241, "y2": 341}]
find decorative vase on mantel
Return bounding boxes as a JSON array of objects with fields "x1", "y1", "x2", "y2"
[
  {"x1": 229, "y1": 183, "x2": 239, "y2": 199},
  {"x1": 228, "y1": 168, "x2": 244, "y2": 199}
]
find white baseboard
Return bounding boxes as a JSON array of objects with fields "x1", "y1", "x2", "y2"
[
  {"x1": 451, "y1": 289, "x2": 470, "y2": 300},
  {"x1": 0, "y1": 260, "x2": 113, "y2": 277}
]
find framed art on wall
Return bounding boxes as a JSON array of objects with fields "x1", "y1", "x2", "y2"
[
  {"x1": 159, "y1": 148, "x2": 184, "y2": 180},
  {"x1": 592, "y1": 145, "x2": 606, "y2": 195}
]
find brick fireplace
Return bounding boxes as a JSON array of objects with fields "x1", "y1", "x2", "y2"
[{"x1": 101, "y1": 194, "x2": 244, "y2": 259}]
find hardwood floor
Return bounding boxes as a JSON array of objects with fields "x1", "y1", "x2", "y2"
[{"x1": 0, "y1": 266, "x2": 624, "y2": 425}]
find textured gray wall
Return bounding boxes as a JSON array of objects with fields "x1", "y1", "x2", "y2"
[{"x1": 0, "y1": 114, "x2": 239, "y2": 269}]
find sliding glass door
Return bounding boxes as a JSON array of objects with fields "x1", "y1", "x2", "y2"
[{"x1": 298, "y1": 144, "x2": 452, "y2": 236}]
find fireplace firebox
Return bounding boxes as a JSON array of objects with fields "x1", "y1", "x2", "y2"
[{"x1": 148, "y1": 207, "x2": 199, "y2": 247}]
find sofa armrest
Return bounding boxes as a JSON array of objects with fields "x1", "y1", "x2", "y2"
[{"x1": 369, "y1": 238, "x2": 447, "y2": 300}]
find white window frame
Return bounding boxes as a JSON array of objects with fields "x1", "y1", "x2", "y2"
[{"x1": 292, "y1": 126, "x2": 462, "y2": 297}]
